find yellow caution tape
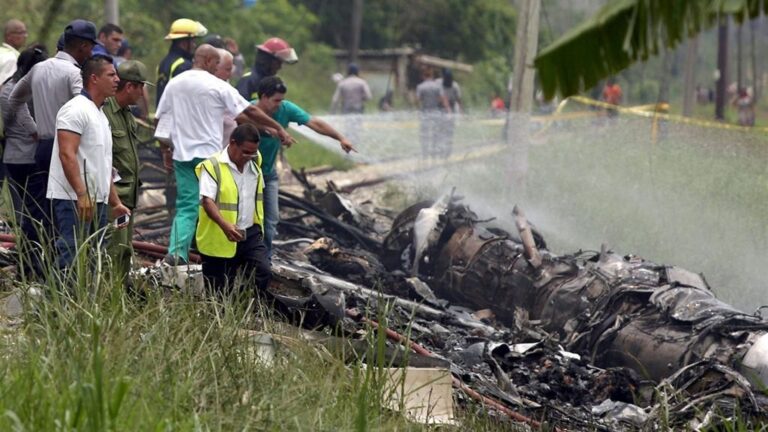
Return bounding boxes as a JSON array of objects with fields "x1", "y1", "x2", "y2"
[{"x1": 567, "y1": 96, "x2": 768, "y2": 133}]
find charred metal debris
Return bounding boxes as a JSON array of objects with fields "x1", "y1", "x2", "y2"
[
  {"x1": 258, "y1": 177, "x2": 768, "y2": 430},
  {"x1": 3, "y1": 164, "x2": 768, "y2": 430}
]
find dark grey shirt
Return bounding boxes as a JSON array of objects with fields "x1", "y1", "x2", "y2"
[
  {"x1": 1, "y1": 80, "x2": 37, "y2": 164},
  {"x1": 8, "y1": 51, "x2": 82, "y2": 139}
]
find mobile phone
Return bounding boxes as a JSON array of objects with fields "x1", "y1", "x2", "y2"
[
  {"x1": 114, "y1": 214, "x2": 129, "y2": 227},
  {"x1": 237, "y1": 228, "x2": 246, "y2": 241}
]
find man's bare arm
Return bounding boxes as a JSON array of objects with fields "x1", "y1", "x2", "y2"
[{"x1": 306, "y1": 118, "x2": 356, "y2": 153}]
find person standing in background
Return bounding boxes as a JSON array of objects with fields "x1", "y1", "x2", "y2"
[
  {"x1": 104, "y1": 60, "x2": 153, "y2": 284},
  {"x1": 46, "y1": 55, "x2": 130, "y2": 270},
  {"x1": 92, "y1": 23, "x2": 124, "y2": 59},
  {"x1": 1, "y1": 46, "x2": 47, "y2": 233},
  {"x1": 330, "y1": 63, "x2": 371, "y2": 145},
  {"x1": 7, "y1": 19, "x2": 97, "y2": 272},
  {"x1": 235, "y1": 37, "x2": 298, "y2": 101},
  {"x1": 416, "y1": 68, "x2": 448, "y2": 159},
  {"x1": 437, "y1": 69, "x2": 461, "y2": 158},
  {"x1": 156, "y1": 18, "x2": 207, "y2": 107},
  {"x1": 224, "y1": 37, "x2": 246, "y2": 82},
  {"x1": 330, "y1": 63, "x2": 371, "y2": 114},
  {"x1": 0, "y1": 19, "x2": 27, "y2": 84},
  {"x1": 214, "y1": 48, "x2": 238, "y2": 148}
]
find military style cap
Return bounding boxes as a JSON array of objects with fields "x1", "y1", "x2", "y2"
[{"x1": 117, "y1": 60, "x2": 154, "y2": 86}]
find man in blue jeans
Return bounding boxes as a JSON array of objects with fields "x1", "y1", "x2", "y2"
[
  {"x1": 252, "y1": 76, "x2": 356, "y2": 256},
  {"x1": 7, "y1": 19, "x2": 97, "y2": 272},
  {"x1": 46, "y1": 55, "x2": 130, "y2": 270}
]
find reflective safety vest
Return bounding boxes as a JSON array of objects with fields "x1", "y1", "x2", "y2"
[{"x1": 195, "y1": 150, "x2": 264, "y2": 258}]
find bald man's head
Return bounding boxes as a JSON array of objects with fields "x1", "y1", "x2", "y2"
[
  {"x1": 4, "y1": 19, "x2": 27, "y2": 49},
  {"x1": 214, "y1": 48, "x2": 234, "y2": 81},
  {"x1": 193, "y1": 43, "x2": 221, "y2": 74}
]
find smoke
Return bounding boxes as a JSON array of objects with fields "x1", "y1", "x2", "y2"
[{"x1": 295, "y1": 111, "x2": 768, "y2": 311}]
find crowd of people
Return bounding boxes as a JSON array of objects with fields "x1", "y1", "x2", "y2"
[{"x1": 0, "y1": 17, "x2": 357, "y2": 298}]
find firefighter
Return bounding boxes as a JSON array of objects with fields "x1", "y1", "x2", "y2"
[
  {"x1": 155, "y1": 18, "x2": 207, "y2": 107},
  {"x1": 235, "y1": 37, "x2": 297, "y2": 101}
]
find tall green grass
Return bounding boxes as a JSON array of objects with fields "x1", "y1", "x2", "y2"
[{"x1": 0, "y1": 238, "x2": 514, "y2": 430}]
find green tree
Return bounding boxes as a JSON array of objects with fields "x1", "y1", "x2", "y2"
[{"x1": 534, "y1": 0, "x2": 767, "y2": 99}]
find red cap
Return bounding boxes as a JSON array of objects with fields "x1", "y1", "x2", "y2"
[{"x1": 257, "y1": 37, "x2": 298, "y2": 64}]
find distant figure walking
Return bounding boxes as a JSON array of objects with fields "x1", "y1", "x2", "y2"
[
  {"x1": 437, "y1": 69, "x2": 461, "y2": 158},
  {"x1": 601, "y1": 78, "x2": 622, "y2": 117},
  {"x1": 331, "y1": 63, "x2": 371, "y2": 144},
  {"x1": 416, "y1": 68, "x2": 448, "y2": 159},
  {"x1": 331, "y1": 63, "x2": 372, "y2": 114},
  {"x1": 733, "y1": 88, "x2": 755, "y2": 127}
]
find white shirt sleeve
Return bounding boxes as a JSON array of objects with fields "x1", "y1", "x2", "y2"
[
  {"x1": 70, "y1": 68, "x2": 83, "y2": 96},
  {"x1": 221, "y1": 84, "x2": 251, "y2": 117},
  {"x1": 56, "y1": 100, "x2": 87, "y2": 135},
  {"x1": 198, "y1": 168, "x2": 218, "y2": 201}
]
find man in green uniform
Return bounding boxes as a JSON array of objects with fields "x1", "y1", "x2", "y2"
[{"x1": 104, "y1": 60, "x2": 153, "y2": 284}]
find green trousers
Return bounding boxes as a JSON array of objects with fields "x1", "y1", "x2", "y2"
[
  {"x1": 107, "y1": 212, "x2": 134, "y2": 284},
  {"x1": 168, "y1": 158, "x2": 204, "y2": 261}
]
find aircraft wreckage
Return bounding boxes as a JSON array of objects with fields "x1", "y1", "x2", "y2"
[
  {"x1": 263, "y1": 184, "x2": 768, "y2": 430},
  {"x1": 3, "y1": 177, "x2": 766, "y2": 429}
]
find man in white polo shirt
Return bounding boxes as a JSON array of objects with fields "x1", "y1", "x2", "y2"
[
  {"x1": 47, "y1": 54, "x2": 130, "y2": 270},
  {"x1": 155, "y1": 43, "x2": 292, "y2": 265}
]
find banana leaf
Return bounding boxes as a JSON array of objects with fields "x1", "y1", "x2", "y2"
[{"x1": 535, "y1": 0, "x2": 765, "y2": 99}]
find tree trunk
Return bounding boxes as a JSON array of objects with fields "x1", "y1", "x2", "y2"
[
  {"x1": 751, "y1": 16, "x2": 760, "y2": 100},
  {"x1": 682, "y1": 36, "x2": 698, "y2": 117},
  {"x1": 715, "y1": 19, "x2": 729, "y2": 120},
  {"x1": 737, "y1": 19, "x2": 743, "y2": 91},
  {"x1": 505, "y1": 0, "x2": 540, "y2": 199},
  {"x1": 508, "y1": 0, "x2": 540, "y2": 113},
  {"x1": 349, "y1": 0, "x2": 363, "y2": 64}
]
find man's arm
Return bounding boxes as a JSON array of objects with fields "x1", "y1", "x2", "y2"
[
  {"x1": 236, "y1": 104, "x2": 296, "y2": 145},
  {"x1": 306, "y1": 117, "x2": 356, "y2": 153},
  {"x1": 58, "y1": 130, "x2": 95, "y2": 221},
  {"x1": 362, "y1": 81, "x2": 372, "y2": 101},
  {"x1": 108, "y1": 182, "x2": 131, "y2": 223},
  {"x1": 201, "y1": 197, "x2": 244, "y2": 242},
  {"x1": 7, "y1": 71, "x2": 33, "y2": 118}
]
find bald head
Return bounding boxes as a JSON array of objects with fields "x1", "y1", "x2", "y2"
[
  {"x1": 214, "y1": 48, "x2": 233, "y2": 81},
  {"x1": 193, "y1": 43, "x2": 221, "y2": 74},
  {"x1": 4, "y1": 19, "x2": 27, "y2": 49}
]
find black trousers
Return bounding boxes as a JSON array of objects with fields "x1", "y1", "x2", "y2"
[
  {"x1": 201, "y1": 224, "x2": 271, "y2": 296},
  {"x1": 24, "y1": 138, "x2": 55, "y2": 244}
]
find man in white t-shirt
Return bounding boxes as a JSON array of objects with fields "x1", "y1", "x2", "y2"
[
  {"x1": 155, "y1": 44, "x2": 292, "y2": 265},
  {"x1": 47, "y1": 55, "x2": 130, "y2": 270}
]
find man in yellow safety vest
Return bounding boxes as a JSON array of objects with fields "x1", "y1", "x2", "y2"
[{"x1": 195, "y1": 123, "x2": 270, "y2": 295}]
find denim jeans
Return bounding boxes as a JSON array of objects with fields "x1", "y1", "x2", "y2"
[
  {"x1": 262, "y1": 171, "x2": 280, "y2": 257},
  {"x1": 52, "y1": 199, "x2": 108, "y2": 270}
]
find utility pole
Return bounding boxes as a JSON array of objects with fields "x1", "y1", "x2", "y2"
[
  {"x1": 737, "y1": 19, "x2": 743, "y2": 91},
  {"x1": 349, "y1": 0, "x2": 363, "y2": 64},
  {"x1": 715, "y1": 18, "x2": 728, "y2": 120},
  {"x1": 508, "y1": 0, "x2": 540, "y2": 113},
  {"x1": 505, "y1": 0, "x2": 540, "y2": 199},
  {"x1": 105, "y1": 0, "x2": 119, "y2": 24}
]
